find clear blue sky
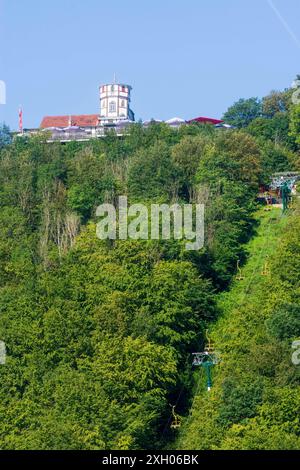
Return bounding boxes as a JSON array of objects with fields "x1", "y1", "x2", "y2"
[{"x1": 0, "y1": 0, "x2": 299, "y2": 130}]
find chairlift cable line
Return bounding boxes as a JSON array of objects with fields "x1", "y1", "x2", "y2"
[{"x1": 163, "y1": 207, "x2": 284, "y2": 432}]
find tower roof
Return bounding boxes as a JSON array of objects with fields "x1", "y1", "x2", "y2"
[{"x1": 100, "y1": 83, "x2": 132, "y2": 90}]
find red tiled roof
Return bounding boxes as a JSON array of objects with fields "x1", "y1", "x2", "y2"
[
  {"x1": 187, "y1": 117, "x2": 224, "y2": 125},
  {"x1": 40, "y1": 114, "x2": 100, "y2": 128}
]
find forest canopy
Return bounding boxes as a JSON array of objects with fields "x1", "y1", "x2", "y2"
[{"x1": 0, "y1": 82, "x2": 300, "y2": 449}]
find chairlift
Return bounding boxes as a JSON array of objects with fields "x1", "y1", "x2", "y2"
[
  {"x1": 170, "y1": 405, "x2": 181, "y2": 429},
  {"x1": 236, "y1": 259, "x2": 244, "y2": 281},
  {"x1": 261, "y1": 257, "x2": 271, "y2": 277}
]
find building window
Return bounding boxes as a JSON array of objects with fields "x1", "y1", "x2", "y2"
[
  {"x1": 122, "y1": 86, "x2": 126, "y2": 92},
  {"x1": 111, "y1": 85, "x2": 115, "y2": 92},
  {"x1": 121, "y1": 100, "x2": 125, "y2": 107},
  {"x1": 109, "y1": 101, "x2": 116, "y2": 113}
]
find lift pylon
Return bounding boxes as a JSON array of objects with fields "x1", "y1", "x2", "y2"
[{"x1": 192, "y1": 331, "x2": 220, "y2": 392}]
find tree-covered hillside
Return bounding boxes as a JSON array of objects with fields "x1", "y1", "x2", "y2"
[
  {"x1": 0, "y1": 82, "x2": 300, "y2": 450},
  {"x1": 178, "y1": 206, "x2": 300, "y2": 450}
]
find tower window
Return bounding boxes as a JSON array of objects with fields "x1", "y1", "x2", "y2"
[
  {"x1": 121, "y1": 100, "x2": 125, "y2": 107},
  {"x1": 109, "y1": 101, "x2": 116, "y2": 113}
]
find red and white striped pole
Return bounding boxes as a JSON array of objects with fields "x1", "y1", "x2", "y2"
[{"x1": 18, "y1": 106, "x2": 23, "y2": 133}]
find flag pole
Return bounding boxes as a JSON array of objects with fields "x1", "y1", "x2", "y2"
[{"x1": 19, "y1": 106, "x2": 23, "y2": 134}]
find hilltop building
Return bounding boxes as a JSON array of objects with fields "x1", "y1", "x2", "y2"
[
  {"x1": 100, "y1": 83, "x2": 135, "y2": 124},
  {"x1": 40, "y1": 114, "x2": 100, "y2": 129},
  {"x1": 33, "y1": 81, "x2": 230, "y2": 141},
  {"x1": 40, "y1": 82, "x2": 135, "y2": 131}
]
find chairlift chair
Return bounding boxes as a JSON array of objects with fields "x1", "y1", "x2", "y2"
[
  {"x1": 170, "y1": 405, "x2": 181, "y2": 429},
  {"x1": 236, "y1": 260, "x2": 244, "y2": 281}
]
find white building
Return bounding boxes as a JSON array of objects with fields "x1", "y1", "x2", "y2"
[{"x1": 100, "y1": 83, "x2": 135, "y2": 124}]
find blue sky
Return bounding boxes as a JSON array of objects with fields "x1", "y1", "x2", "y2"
[{"x1": 0, "y1": 0, "x2": 299, "y2": 129}]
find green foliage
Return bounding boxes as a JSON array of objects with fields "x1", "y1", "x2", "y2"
[
  {"x1": 289, "y1": 104, "x2": 300, "y2": 146},
  {"x1": 127, "y1": 141, "x2": 177, "y2": 201},
  {"x1": 247, "y1": 113, "x2": 296, "y2": 150},
  {"x1": 219, "y1": 387, "x2": 300, "y2": 450},
  {"x1": 257, "y1": 140, "x2": 296, "y2": 182},
  {"x1": 262, "y1": 90, "x2": 292, "y2": 118},
  {"x1": 171, "y1": 135, "x2": 211, "y2": 201},
  {"x1": 222, "y1": 98, "x2": 262, "y2": 128},
  {"x1": 178, "y1": 207, "x2": 300, "y2": 450},
  {"x1": 218, "y1": 378, "x2": 263, "y2": 426},
  {"x1": 67, "y1": 184, "x2": 96, "y2": 220},
  {"x1": 0, "y1": 123, "x2": 12, "y2": 148},
  {"x1": 266, "y1": 303, "x2": 300, "y2": 340},
  {"x1": 0, "y1": 82, "x2": 299, "y2": 449}
]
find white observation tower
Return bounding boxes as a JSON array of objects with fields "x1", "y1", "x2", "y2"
[{"x1": 99, "y1": 82, "x2": 135, "y2": 124}]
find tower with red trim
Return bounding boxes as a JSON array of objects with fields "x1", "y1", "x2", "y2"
[{"x1": 99, "y1": 83, "x2": 135, "y2": 124}]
